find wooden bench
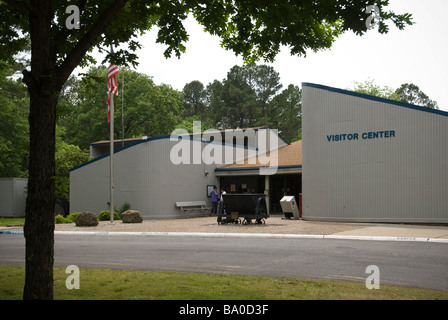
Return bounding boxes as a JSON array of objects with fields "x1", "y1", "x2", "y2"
[{"x1": 176, "y1": 201, "x2": 209, "y2": 214}]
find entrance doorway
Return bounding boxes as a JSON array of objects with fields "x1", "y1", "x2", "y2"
[
  {"x1": 219, "y1": 174, "x2": 301, "y2": 214},
  {"x1": 219, "y1": 176, "x2": 265, "y2": 194},
  {"x1": 270, "y1": 174, "x2": 302, "y2": 213}
]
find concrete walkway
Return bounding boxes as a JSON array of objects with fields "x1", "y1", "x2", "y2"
[
  {"x1": 2, "y1": 216, "x2": 448, "y2": 243},
  {"x1": 331, "y1": 223, "x2": 448, "y2": 242}
]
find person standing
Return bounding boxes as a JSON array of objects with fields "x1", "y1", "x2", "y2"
[
  {"x1": 220, "y1": 188, "x2": 226, "y2": 202},
  {"x1": 210, "y1": 186, "x2": 219, "y2": 215},
  {"x1": 219, "y1": 187, "x2": 227, "y2": 218}
]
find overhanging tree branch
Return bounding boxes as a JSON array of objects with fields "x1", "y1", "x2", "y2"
[
  {"x1": 52, "y1": 0, "x2": 89, "y2": 51},
  {"x1": 56, "y1": 0, "x2": 129, "y2": 85},
  {"x1": 2, "y1": 0, "x2": 37, "y2": 14}
]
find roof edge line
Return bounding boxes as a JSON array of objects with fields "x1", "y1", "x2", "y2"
[
  {"x1": 215, "y1": 165, "x2": 302, "y2": 172},
  {"x1": 302, "y1": 82, "x2": 448, "y2": 117}
]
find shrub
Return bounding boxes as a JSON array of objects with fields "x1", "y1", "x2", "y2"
[
  {"x1": 119, "y1": 202, "x2": 131, "y2": 214},
  {"x1": 66, "y1": 212, "x2": 82, "y2": 223},
  {"x1": 98, "y1": 210, "x2": 120, "y2": 221},
  {"x1": 55, "y1": 214, "x2": 67, "y2": 224}
]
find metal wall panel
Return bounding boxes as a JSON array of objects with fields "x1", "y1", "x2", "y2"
[
  {"x1": 0, "y1": 178, "x2": 28, "y2": 217},
  {"x1": 70, "y1": 128, "x2": 285, "y2": 219},
  {"x1": 70, "y1": 137, "x2": 219, "y2": 219},
  {"x1": 302, "y1": 83, "x2": 448, "y2": 223}
]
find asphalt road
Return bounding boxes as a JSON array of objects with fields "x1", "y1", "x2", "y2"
[{"x1": 1, "y1": 233, "x2": 447, "y2": 291}]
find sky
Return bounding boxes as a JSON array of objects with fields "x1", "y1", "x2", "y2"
[{"x1": 87, "y1": 0, "x2": 448, "y2": 111}]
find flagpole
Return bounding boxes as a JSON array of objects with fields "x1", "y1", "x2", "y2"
[
  {"x1": 107, "y1": 53, "x2": 118, "y2": 225},
  {"x1": 121, "y1": 71, "x2": 125, "y2": 147},
  {"x1": 110, "y1": 92, "x2": 114, "y2": 224}
]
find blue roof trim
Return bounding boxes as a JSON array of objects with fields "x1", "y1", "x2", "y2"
[
  {"x1": 69, "y1": 139, "x2": 147, "y2": 172},
  {"x1": 215, "y1": 165, "x2": 302, "y2": 172},
  {"x1": 302, "y1": 82, "x2": 448, "y2": 117},
  {"x1": 71, "y1": 127, "x2": 290, "y2": 172},
  {"x1": 90, "y1": 139, "x2": 141, "y2": 147},
  {"x1": 70, "y1": 134, "x2": 177, "y2": 172}
]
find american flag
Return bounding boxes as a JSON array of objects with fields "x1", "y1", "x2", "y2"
[{"x1": 106, "y1": 64, "x2": 119, "y2": 123}]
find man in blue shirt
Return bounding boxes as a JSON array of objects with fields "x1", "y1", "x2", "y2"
[{"x1": 210, "y1": 186, "x2": 219, "y2": 215}]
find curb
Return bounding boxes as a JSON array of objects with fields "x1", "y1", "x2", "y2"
[
  {"x1": 0, "y1": 230, "x2": 24, "y2": 234},
  {"x1": 2, "y1": 230, "x2": 447, "y2": 243},
  {"x1": 52, "y1": 231, "x2": 448, "y2": 243}
]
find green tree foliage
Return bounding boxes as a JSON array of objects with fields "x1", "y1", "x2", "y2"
[
  {"x1": 175, "y1": 115, "x2": 214, "y2": 133},
  {"x1": 219, "y1": 64, "x2": 260, "y2": 128},
  {"x1": 54, "y1": 126, "x2": 91, "y2": 216},
  {"x1": 267, "y1": 84, "x2": 302, "y2": 143},
  {"x1": 59, "y1": 68, "x2": 111, "y2": 149},
  {"x1": 145, "y1": 83, "x2": 183, "y2": 137},
  {"x1": 60, "y1": 67, "x2": 183, "y2": 149},
  {"x1": 197, "y1": 64, "x2": 283, "y2": 129},
  {"x1": 205, "y1": 79, "x2": 226, "y2": 126},
  {"x1": 192, "y1": 0, "x2": 413, "y2": 63},
  {"x1": 395, "y1": 83, "x2": 439, "y2": 109},
  {"x1": 183, "y1": 80, "x2": 206, "y2": 117},
  {"x1": 350, "y1": 79, "x2": 399, "y2": 100},
  {"x1": 183, "y1": 64, "x2": 301, "y2": 142},
  {"x1": 55, "y1": 127, "x2": 91, "y2": 179},
  {"x1": 350, "y1": 79, "x2": 439, "y2": 109},
  {"x1": 0, "y1": 62, "x2": 29, "y2": 177}
]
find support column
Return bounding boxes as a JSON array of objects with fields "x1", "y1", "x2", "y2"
[{"x1": 265, "y1": 175, "x2": 270, "y2": 215}]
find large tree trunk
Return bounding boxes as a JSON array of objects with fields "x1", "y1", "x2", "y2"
[
  {"x1": 23, "y1": 86, "x2": 58, "y2": 300},
  {"x1": 18, "y1": 0, "x2": 128, "y2": 300},
  {"x1": 22, "y1": 0, "x2": 58, "y2": 300}
]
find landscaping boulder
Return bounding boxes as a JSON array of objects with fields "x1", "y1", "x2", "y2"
[
  {"x1": 121, "y1": 210, "x2": 143, "y2": 223},
  {"x1": 75, "y1": 211, "x2": 99, "y2": 227}
]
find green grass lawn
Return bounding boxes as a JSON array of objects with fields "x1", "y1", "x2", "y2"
[
  {"x1": 1, "y1": 266, "x2": 447, "y2": 300},
  {"x1": 0, "y1": 218, "x2": 25, "y2": 227}
]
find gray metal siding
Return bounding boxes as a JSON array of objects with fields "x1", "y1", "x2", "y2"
[
  {"x1": 70, "y1": 128, "x2": 286, "y2": 219},
  {"x1": 135, "y1": 138, "x2": 218, "y2": 219},
  {"x1": 70, "y1": 138, "x2": 219, "y2": 219},
  {"x1": 0, "y1": 178, "x2": 27, "y2": 217},
  {"x1": 302, "y1": 84, "x2": 448, "y2": 223}
]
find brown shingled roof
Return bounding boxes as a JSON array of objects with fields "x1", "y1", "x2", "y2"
[{"x1": 220, "y1": 140, "x2": 302, "y2": 169}]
